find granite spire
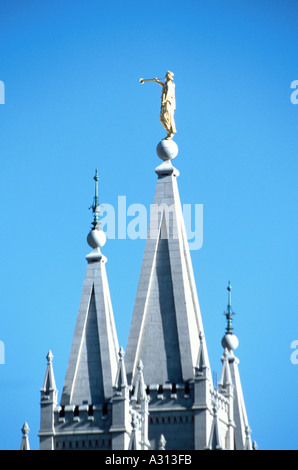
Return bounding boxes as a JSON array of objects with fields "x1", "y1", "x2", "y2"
[
  {"x1": 125, "y1": 142, "x2": 210, "y2": 386},
  {"x1": 60, "y1": 171, "x2": 119, "y2": 406},
  {"x1": 220, "y1": 282, "x2": 253, "y2": 450}
]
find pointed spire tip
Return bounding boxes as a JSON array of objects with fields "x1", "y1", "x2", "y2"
[
  {"x1": 46, "y1": 350, "x2": 53, "y2": 363},
  {"x1": 224, "y1": 280, "x2": 235, "y2": 335},
  {"x1": 118, "y1": 347, "x2": 125, "y2": 360},
  {"x1": 21, "y1": 422, "x2": 30, "y2": 436},
  {"x1": 94, "y1": 168, "x2": 99, "y2": 182}
]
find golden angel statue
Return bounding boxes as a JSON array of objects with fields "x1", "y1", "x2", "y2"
[{"x1": 140, "y1": 71, "x2": 177, "y2": 140}]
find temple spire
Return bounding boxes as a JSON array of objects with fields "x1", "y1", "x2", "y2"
[
  {"x1": 114, "y1": 347, "x2": 128, "y2": 391},
  {"x1": 60, "y1": 171, "x2": 119, "y2": 406},
  {"x1": 125, "y1": 136, "x2": 210, "y2": 387},
  {"x1": 41, "y1": 350, "x2": 57, "y2": 396},
  {"x1": 219, "y1": 282, "x2": 252, "y2": 449},
  {"x1": 207, "y1": 398, "x2": 222, "y2": 450},
  {"x1": 38, "y1": 350, "x2": 58, "y2": 449}
]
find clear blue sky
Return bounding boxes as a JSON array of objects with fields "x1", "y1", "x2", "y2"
[{"x1": 0, "y1": 0, "x2": 297, "y2": 450}]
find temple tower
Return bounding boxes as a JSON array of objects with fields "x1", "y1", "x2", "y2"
[
  {"x1": 38, "y1": 172, "x2": 146, "y2": 450},
  {"x1": 34, "y1": 72, "x2": 256, "y2": 450}
]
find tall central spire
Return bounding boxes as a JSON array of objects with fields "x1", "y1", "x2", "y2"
[{"x1": 125, "y1": 127, "x2": 210, "y2": 386}]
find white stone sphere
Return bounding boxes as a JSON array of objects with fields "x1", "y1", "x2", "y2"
[
  {"x1": 156, "y1": 139, "x2": 178, "y2": 161},
  {"x1": 87, "y1": 229, "x2": 106, "y2": 249},
  {"x1": 221, "y1": 333, "x2": 239, "y2": 351}
]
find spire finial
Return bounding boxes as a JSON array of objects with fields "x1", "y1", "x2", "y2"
[
  {"x1": 118, "y1": 347, "x2": 125, "y2": 361},
  {"x1": 221, "y1": 281, "x2": 239, "y2": 351},
  {"x1": 46, "y1": 350, "x2": 53, "y2": 364},
  {"x1": 158, "y1": 434, "x2": 167, "y2": 450},
  {"x1": 20, "y1": 422, "x2": 30, "y2": 450},
  {"x1": 137, "y1": 359, "x2": 144, "y2": 372},
  {"x1": 225, "y1": 281, "x2": 235, "y2": 334},
  {"x1": 22, "y1": 422, "x2": 30, "y2": 436},
  {"x1": 91, "y1": 169, "x2": 100, "y2": 229},
  {"x1": 20, "y1": 423, "x2": 30, "y2": 450},
  {"x1": 87, "y1": 170, "x2": 106, "y2": 251}
]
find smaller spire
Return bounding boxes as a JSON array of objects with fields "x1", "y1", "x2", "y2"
[
  {"x1": 20, "y1": 422, "x2": 30, "y2": 450},
  {"x1": 41, "y1": 350, "x2": 57, "y2": 395},
  {"x1": 158, "y1": 434, "x2": 167, "y2": 450},
  {"x1": 132, "y1": 360, "x2": 146, "y2": 402},
  {"x1": 207, "y1": 395, "x2": 222, "y2": 450},
  {"x1": 128, "y1": 413, "x2": 140, "y2": 450},
  {"x1": 245, "y1": 425, "x2": 253, "y2": 450},
  {"x1": 114, "y1": 347, "x2": 128, "y2": 392},
  {"x1": 218, "y1": 349, "x2": 233, "y2": 390},
  {"x1": 118, "y1": 346, "x2": 125, "y2": 361},
  {"x1": 195, "y1": 332, "x2": 208, "y2": 376},
  {"x1": 137, "y1": 359, "x2": 144, "y2": 373}
]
